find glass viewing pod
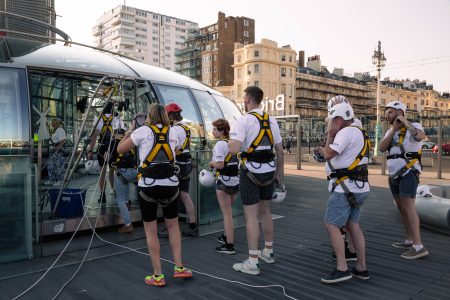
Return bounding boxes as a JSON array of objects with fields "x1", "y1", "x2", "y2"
[{"x1": 0, "y1": 36, "x2": 243, "y2": 263}]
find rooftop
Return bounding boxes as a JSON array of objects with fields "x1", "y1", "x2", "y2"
[{"x1": 1, "y1": 172, "x2": 450, "y2": 299}]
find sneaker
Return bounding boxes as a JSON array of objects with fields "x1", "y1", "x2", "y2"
[
  {"x1": 321, "y1": 268, "x2": 352, "y2": 284},
  {"x1": 182, "y1": 225, "x2": 199, "y2": 237},
  {"x1": 216, "y1": 244, "x2": 235, "y2": 255},
  {"x1": 158, "y1": 227, "x2": 169, "y2": 238},
  {"x1": 217, "y1": 234, "x2": 226, "y2": 245},
  {"x1": 118, "y1": 224, "x2": 134, "y2": 234},
  {"x1": 400, "y1": 247, "x2": 429, "y2": 259},
  {"x1": 332, "y1": 248, "x2": 357, "y2": 261},
  {"x1": 351, "y1": 267, "x2": 370, "y2": 280},
  {"x1": 392, "y1": 241, "x2": 413, "y2": 249},
  {"x1": 98, "y1": 194, "x2": 106, "y2": 203},
  {"x1": 145, "y1": 274, "x2": 165, "y2": 287},
  {"x1": 53, "y1": 181, "x2": 63, "y2": 186},
  {"x1": 258, "y1": 248, "x2": 275, "y2": 264},
  {"x1": 173, "y1": 266, "x2": 193, "y2": 278},
  {"x1": 233, "y1": 259, "x2": 260, "y2": 275}
]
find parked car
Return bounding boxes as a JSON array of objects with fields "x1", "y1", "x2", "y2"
[
  {"x1": 422, "y1": 141, "x2": 436, "y2": 149},
  {"x1": 432, "y1": 143, "x2": 450, "y2": 154}
]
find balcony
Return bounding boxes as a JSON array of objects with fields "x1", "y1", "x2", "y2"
[{"x1": 92, "y1": 25, "x2": 102, "y2": 36}]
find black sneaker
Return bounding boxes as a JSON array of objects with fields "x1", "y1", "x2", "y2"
[
  {"x1": 331, "y1": 248, "x2": 357, "y2": 261},
  {"x1": 98, "y1": 194, "x2": 106, "y2": 203},
  {"x1": 216, "y1": 244, "x2": 235, "y2": 255},
  {"x1": 182, "y1": 225, "x2": 199, "y2": 237},
  {"x1": 351, "y1": 267, "x2": 370, "y2": 280},
  {"x1": 217, "y1": 234, "x2": 226, "y2": 245},
  {"x1": 321, "y1": 269, "x2": 352, "y2": 284}
]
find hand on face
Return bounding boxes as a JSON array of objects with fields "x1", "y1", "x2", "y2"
[{"x1": 327, "y1": 117, "x2": 344, "y2": 137}]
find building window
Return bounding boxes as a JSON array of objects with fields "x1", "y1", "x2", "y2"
[
  {"x1": 243, "y1": 19, "x2": 249, "y2": 26},
  {"x1": 243, "y1": 30, "x2": 249, "y2": 37},
  {"x1": 254, "y1": 81, "x2": 259, "y2": 87},
  {"x1": 237, "y1": 55, "x2": 241, "y2": 62},
  {"x1": 281, "y1": 67, "x2": 286, "y2": 77},
  {"x1": 237, "y1": 68, "x2": 242, "y2": 78},
  {"x1": 281, "y1": 55, "x2": 286, "y2": 61},
  {"x1": 288, "y1": 68, "x2": 292, "y2": 77},
  {"x1": 254, "y1": 51, "x2": 260, "y2": 58},
  {"x1": 289, "y1": 56, "x2": 292, "y2": 62},
  {"x1": 254, "y1": 64, "x2": 260, "y2": 73}
]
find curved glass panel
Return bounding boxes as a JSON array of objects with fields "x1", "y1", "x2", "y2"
[
  {"x1": 153, "y1": 84, "x2": 204, "y2": 150},
  {"x1": 0, "y1": 67, "x2": 30, "y2": 155},
  {"x1": 192, "y1": 90, "x2": 224, "y2": 140},
  {"x1": 211, "y1": 94, "x2": 243, "y2": 129}
]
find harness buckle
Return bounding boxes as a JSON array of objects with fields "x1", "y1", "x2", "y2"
[{"x1": 403, "y1": 152, "x2": 412, "y2": 159}]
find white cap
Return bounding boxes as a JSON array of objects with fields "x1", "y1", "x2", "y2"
[
  {"x1": 328, "y1": 102, "x2": 355, "y2": 121},
  {"x1": 385, "y1": 101, "x2": 406, "y2": 115},
  {"x1": 353, "y1": 118, "x2": 362, "y2": 128},
  {"x1": 198, "y1": 169, "x2": 216, "y2": 187}
]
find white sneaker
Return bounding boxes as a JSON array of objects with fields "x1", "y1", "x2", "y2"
[
  {"x1": 53, "y1": 181, "x2": 63, "y2": 186},
  {"x1": 258, "y1": 248, "x2": 275, "y2": 264},
  {"x1": 232, "y1": 259, "x2": 260, "y2": 275}
]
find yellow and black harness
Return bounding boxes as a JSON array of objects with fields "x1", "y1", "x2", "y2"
[
  {"x1": 99, "y1": 114, "x2": 113, "y2": 141},
  {"x1": 216, "y1": 140, "x2": 239, "y2": 177},
  {"x1": 137, "y1": 124, "x2": 179, "y2": 206},
  {"x1": 327, "y1": 125, "x2": 370, "y2": 207},
  {"x1": 239, "y1": 112, "x2": 276, "y2": 186},
  {"x1": 387, "y1": 126, "x2": 422, "y2": 179},
  {"x1": 175, "y1": 123, "x2": 192, "y2": 162}
]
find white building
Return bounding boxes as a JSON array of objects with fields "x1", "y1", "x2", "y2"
[{"x1": 92, "y1": 5, "x2": 198, "y2": 71}]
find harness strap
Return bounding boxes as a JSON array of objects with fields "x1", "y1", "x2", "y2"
[
  {"x1": 241, "y1": 112, "x2": 274, "y2": 163},
  {"x1": 327, "y1": 160, "x2": 360, "y2": 208},
  {"x1": 389, "y1": 126, "x2": 421, "y2": 179},
  {"x1": 139, "y1": 189, "x2": 179, "y2": 207},
  {"x1": 176, "y1": 123, "x2": 191, "y2": 156},
  {"x1": 241, "y1": 164, "x2": 275, "y2": 187},
  {"x1": 100, "y1": 114, "x2": 113, "y2": 138}
]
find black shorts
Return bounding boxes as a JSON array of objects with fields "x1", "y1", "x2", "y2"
[
  {"x1": 216, "y1": 180, "x2": 239, "y2": 195},
  {"x1": 97, "y1": 140, "x2": 115, "y2": 167},
  {"x1": 177, "y1": 163, "x2": 192, "y2": 193},
  {"x1": 239, "y1": 168, "x2": 275, "y2": 205},
  {"x1": 138, "y1": 186, "x2": 179, "y2": 222}
]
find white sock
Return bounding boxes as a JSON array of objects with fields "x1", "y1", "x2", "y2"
[
  {"x1": 249, "y1": 250, "x2": 259, "y2": 265},
  {"x1": 412, "y1": 244, "x2": 423, "y2": 251}
]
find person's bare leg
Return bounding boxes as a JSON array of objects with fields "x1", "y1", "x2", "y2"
[
  {"x1": 244, "y1": 203, "x2": 260, "y2": 254},
  {"x1": 180, "y1": 191, "x2": 196, "y2": 224},
  {"x1": 325, "y1": 223, "x2": 348, "y2": 271},
  {"x1": 259, "y1": 200, "x2": 273, "y2": 247},
  {"x1": 394, "y1": 195, "x2": 413, "y2": 241},
  {"x1": 165, "y1": 217, "x2": 183, "y2": 266},
  {"x1": 217, "y1": 190, "x2": 234, "y2": 244},
  {"x1": 143, "y1": 221, "x2": 162, "y2": 274},
  {"x1": 346, "y1": 221, "x2": 366, "y2": 271},
  {"x1": 400, "y1": 197, "x2": 422, "y2": 245}
]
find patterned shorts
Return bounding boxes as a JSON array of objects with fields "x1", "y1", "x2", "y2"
[{"x1": 239, "y1": 168, "x2": 275, "y2": 205}]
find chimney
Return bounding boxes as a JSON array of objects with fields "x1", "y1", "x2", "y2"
[{"x1": 298, "y1": 50, "x2": 305, "y2": 68}]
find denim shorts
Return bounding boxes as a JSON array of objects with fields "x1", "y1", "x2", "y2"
[
  {"x1": 388, "y1": 170, "x2": 419, "y2": 198},
  {"x1": 324, "y1": 192, "x2": 369, "y2": 227}
]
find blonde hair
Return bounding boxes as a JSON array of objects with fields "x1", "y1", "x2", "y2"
[
  {"x1": 147, "y1": 103, "x2": 170, "y2": 126},
  {"x1": 52, "y1": 117, "x2": 64, "y2": 128}
]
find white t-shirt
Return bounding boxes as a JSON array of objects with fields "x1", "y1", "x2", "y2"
[
  {"x1": 385, "y1": 122, "x2": 423, "y2": 175},
  {"x1": 131, "y1": 124, "x2": 179, "y2": 187},
  {"x1": 95, "y1": 114, "x2": 124, "y2": 133},
  {"x1": 230, "y1": 108, "x2": 282, "y2": 174},
  {"x1": 51, "y1": 127, "x2": 66, "y2": 144},
  {"x1": 325, "y1": 126, "x2": 370, "y2": 193},
  {"x1": 213, "y1": 140, "x2": 239, "y2": 186}
]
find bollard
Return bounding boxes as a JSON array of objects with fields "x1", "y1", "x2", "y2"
[
  {"x1": 297, "y1": 115, "x2": 301, "y2": 170},
  {"x1": 437, "y1": 119, "x2": 442, "y2": 179}
]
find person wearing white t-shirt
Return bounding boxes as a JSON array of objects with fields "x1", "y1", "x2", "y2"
[
  {"x1": 47, "y1": 118, "x2": 67, "y2": 185},
  {"x1": 380, "y1": 101, "x2": 429, "y2": 260},
  {"x1": 321, "y1": 102, "x2": 370, "y2": 284},
  {"x1": 88, "y1": 101, "x2": 116, "y2": 203},
  {"x1": 229, "y1": 86, "x2": 284, "y2": 276},
  {"x1": 117, "y1": 103, "x2": 192, "y2": 287},
  {"x1": 208, "y1": 119, "x2": 239, "y2": 255}
]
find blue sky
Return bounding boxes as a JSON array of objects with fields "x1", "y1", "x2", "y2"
[{"x1": 56, "y1": 0, "x2": 450, "y2": 93}]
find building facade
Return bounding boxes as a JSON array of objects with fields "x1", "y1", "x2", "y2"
[
  {"x1": 231, "y1": 39, "x2": 297, "y2": 116},
  {"x1": 175, "y1": 12, "x2": 255, "y2": 87},
  {"x1": 0, "y1": 0, "x2": 56, "y2": 42},
  {"x1": 93, "y1": 5, "x2": 198, "y2": 71}
]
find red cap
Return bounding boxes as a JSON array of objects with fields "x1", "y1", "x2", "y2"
[{"x1": 166, "y1": 102, "x2": 182, "y2": 113}]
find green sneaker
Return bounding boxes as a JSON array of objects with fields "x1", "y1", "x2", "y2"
[{"x1": 145, "y1": 274, "x2": 165, "y2": 287}]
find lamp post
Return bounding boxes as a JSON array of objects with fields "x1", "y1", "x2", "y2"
[{"x1": 372, "y1": 41, "x2": 386, "y2": 157}]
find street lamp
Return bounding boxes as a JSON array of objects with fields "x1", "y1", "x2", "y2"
[{"x1": 372, "y1": 41, "x2": 386, "y2": 157}]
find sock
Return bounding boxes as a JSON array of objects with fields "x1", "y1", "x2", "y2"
[
  {"x1": 405, "y1": 239, "x2": 413, "y2": 244},
  {"x1": 189, "y1": 222, "x2": 196, "y2": 229},
  {"x1": 264, "y1": 241, "x2": 274, "y2": 253},
  {"x1": 249, "y1": 250, "x2": 259, "y2": 265},
  {"x1": 412, "y1": 244, "x2": 423, "y2": 251}
]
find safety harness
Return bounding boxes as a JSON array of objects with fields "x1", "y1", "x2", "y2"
[
  {"x1": 175, "y1": 123, "x2": 192, "y2": 162},
  {"x1": 137, "y1": 124, "x2": 179, "y2": 207},
  {"x1": 239, "y1": 112, "x2": 275, "y2": 186},
  {"x1": 99, "y1": 114, "x2": 113, "y2": 141},
  {"x1": 387, "y1": 126, "x2": 422, "y2": 180},
  {"x1": 327, "y1": 125, "x2": 370, "y2": 208}
]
